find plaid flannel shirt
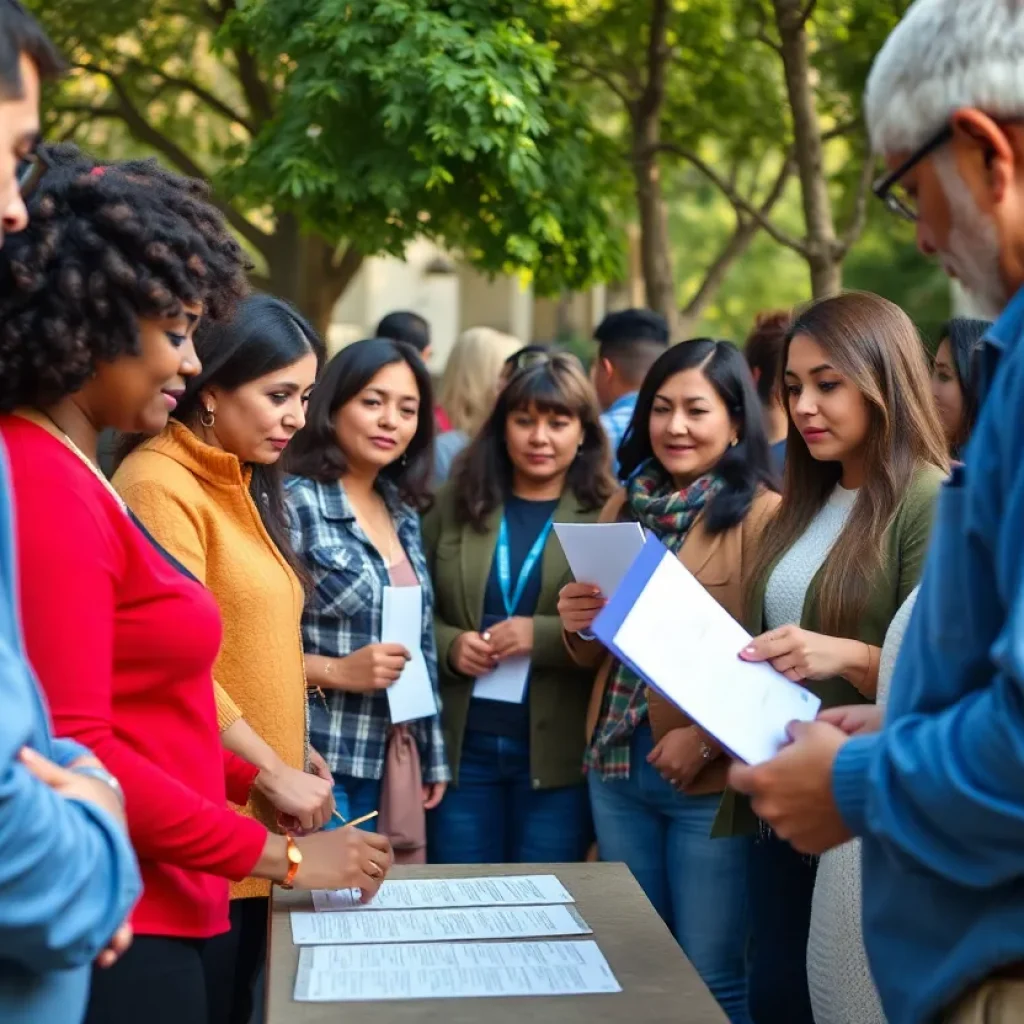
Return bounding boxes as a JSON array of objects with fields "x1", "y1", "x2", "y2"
[{"x1": 286, "y1": 475, "x2": 450, "y2": 784}]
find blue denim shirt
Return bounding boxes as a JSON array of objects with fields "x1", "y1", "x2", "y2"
[
  {"x1": 832, "y1": 285, "x2": 1024, "y2": 1024},
  {"x1": 0, "y1": 439, "x2": 140, "y2": 1024},
  {"x1": 600, "y1": 391, "x2": 637, "y2": 478}
]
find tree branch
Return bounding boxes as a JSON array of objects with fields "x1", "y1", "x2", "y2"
[
  {"x1": 331, "y1": 242, "x2": 364, "y2": 296},
  {"x1": 680, "y1": 153, "x2": 795, "y2": 324},
  {"x1": 65, "y1": 66, "x2": 271, "y2": 257},
  {"x1": 657, "y1": 141, "x2": 809, "y2": 255},
  {"x1": 836, "y1": 145, "x2": 876, "y2": 255},
  {"x1": 126, "y1": 59, "x2": 255, "y2": 133},
  {"x1": 565, "y1": 57, "x2": 634, "y2": 109},
  {"x1": 799, "y1": 0, "x2": 818, "y2": 26},
  {"x1": 209, "y1": 0, "x2": 274, "y2": 126}
]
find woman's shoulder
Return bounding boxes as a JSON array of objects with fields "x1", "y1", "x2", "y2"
[
  {"x1": 895, "y1": 462, "x2": 946, "y2": 525},
  {"x1": 114, "y1": 440, "x2": 206, "y2": 500}
]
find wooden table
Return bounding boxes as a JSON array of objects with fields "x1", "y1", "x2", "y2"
[{"x1": 266, "y1": 862, "x2": 728, "y2": 1023}]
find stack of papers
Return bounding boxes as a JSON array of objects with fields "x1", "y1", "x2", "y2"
[{"x1": 290, "y1": 874, "x2": 619, "y2": 1003}]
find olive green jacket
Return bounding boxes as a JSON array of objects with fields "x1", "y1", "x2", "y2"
[
  {"x1": 422, "y1": 484, "x2": 600, "y2": 790},
  {"x1": 715, "y1": 463, "x2": 945, "y2": 836}
]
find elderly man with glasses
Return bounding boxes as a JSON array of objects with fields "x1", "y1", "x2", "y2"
[{"x1": 728, "y1": 1, "x2": 1024, "y2": 1022}]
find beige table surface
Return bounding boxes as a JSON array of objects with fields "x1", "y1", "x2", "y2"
[{"x1": 267, "y1": 862, "x2": 728, "y2": 1023}]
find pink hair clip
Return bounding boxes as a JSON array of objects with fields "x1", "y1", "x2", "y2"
[{"x1": 89, "y1": 166, "x2": 107, "y2": 177}]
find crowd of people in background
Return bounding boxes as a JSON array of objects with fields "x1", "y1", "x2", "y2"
[{"x1": 6, "y1": 1, "x2": 1024, "y2": 1024}]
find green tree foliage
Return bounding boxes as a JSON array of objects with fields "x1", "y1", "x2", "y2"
[{"x1": 34, "y1": 0, "x2": 625, "y2": 329}]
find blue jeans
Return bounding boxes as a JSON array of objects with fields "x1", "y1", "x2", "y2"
[
  {"x1": 587, "y1": 724, "x2": 752, "y2": 1024},
  {"x1": 427, "y1": 730, "x2": 591, "y2": 864},
  {"x1": 323, "y1": 773, "x2": 381, "y2": 832}
]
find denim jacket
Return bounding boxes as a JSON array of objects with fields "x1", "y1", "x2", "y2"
[{"x1": 833, "y1": 286, "x2": 1024, "y2": 1024}]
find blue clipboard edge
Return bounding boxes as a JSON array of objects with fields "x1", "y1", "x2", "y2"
[{"x1": 590, "y1": 533, "x2": 752, "y2": 764}]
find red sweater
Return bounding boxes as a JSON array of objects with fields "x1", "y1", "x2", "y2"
[{"x1": 3, "y1": 417, "x2": 268, "y2": 939}]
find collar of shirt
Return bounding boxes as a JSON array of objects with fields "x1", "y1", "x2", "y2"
[
  {"x1": 605, "y1": 391, "x2": 638, "y2": 417},
  {"x1": 315, "y1": 476, "x2": 419, "y2": 535},
  {"x1": 985, "y1": 285, "x2": 1024, "y2": 352}
]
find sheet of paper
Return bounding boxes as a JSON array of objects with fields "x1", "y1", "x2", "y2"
[
  {"x1": 381, "y1": 585, "x2": 437, "y2": 724},
  {"x1": 291, "y1": 904, "x2": 592, "y2": 946},
  {"x1": 294, "y1": 939, "x2": 620, "y2": 1002},
  {"x1": 594, "y1": 537, "x2": 820, "y2": 765},
  {"x1": 311, "y1": 874, "x2": 574, "y2": 912},
  {"x1": 553, "y1": 521, "x2": 646, "y2": 599},
  {"x1": 471, "y1": 655, "x2": 530, "y2": 703}
]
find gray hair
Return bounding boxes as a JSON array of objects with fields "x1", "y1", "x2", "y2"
[{"x1": 866, "y1": 0, "x2": 1024, "y2": 155}]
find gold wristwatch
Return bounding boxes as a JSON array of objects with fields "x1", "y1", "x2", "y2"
[{"x1": 281, "y1": 833, "x2": 302, "y2": 890}]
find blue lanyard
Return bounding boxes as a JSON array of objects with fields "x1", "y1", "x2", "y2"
[{"x1": 497, "y1": 513, "x2": 555, "y2": 617}]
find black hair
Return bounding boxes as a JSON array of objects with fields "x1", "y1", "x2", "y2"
[
  {"x1": 593, "y1": 308, "x2": 669, "y2": 347},
  {"x1": 744, "y1": 309, "x2": 792, "y2": 406},
  {"x1": 119, "y1": 294, "x2": 325, "y2": 586},
  {"x1": 284, "y1": 338, "x2": 435, "y2": 510},
  {"x1": 0, "y1": 142, "x2": 251, "y2": 411},
  {"x1": 617, "y1": 339, "x2": 778, "y2": 533},
  {"x1": 376, "y1": 310, "x2": 430, "y2": 354},
  {"x1": 937, "y1": 316, "x2": 991, "y2": 451},
  {"x1": 453, "y1": 352, "x2": 614, "y2": 530},
  {"x1": 0, "y1": 0, "x2": 64, "y2": 98},
  {"x1": 593, "y1": 308, "x2": 670, "y2": 387}
]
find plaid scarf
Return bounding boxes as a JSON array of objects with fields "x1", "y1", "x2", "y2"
[{"x1": 585, "y1": 464, "x2": 723, "y2": 780}]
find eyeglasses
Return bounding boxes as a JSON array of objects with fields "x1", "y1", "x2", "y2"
[
  {"x1": 872, "y1": 124, "x2": 953, "y2": 222},
  {"x1": 16, "y1": 147, "x2": 47, "y2": 200}
]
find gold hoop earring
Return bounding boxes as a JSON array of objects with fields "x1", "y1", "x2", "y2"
[{"x1": 200, "y1": 408, "x2": 215, "y2": 428}]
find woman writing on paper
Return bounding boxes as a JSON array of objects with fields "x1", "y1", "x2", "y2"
[
  {"x1": 557, "y1": 339, "x2": 779, "y2": 1024},
  {"x1": 113, "y1": 294, "x2": 331, "y2": 1024},
  {"x1": 0, "y1": 148, "x2": 393, "y2": 1024},
  {"x1": 423, "y1": 354, "x2": 614, "y2": 864},
  {"x1": 724, "y1": 292, "x2": 948, "y2": 1024},
  {"x1": 285, "y1": 339, "x2": 450, "y2": 844}
]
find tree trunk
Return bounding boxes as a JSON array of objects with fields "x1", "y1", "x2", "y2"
[
  {"x1": 632, "y1": 139, "x2": 679, "y2": 337},
  {"x1": 809, "y1": 252, "x2": 843, "y2": 299},
  {"x1": 265, "y1": 214, "x2": 364, "y2": 339},
  {"x1": 772, "y1": 0, "x2": 842, "y2": 298},
  {"x1": 630, "y1": 0, "x2": 679, "y2": 338}
]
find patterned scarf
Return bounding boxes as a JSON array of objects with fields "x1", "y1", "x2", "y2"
[{"x1": 585, "y1": 462, "x2": 724, "y2": 779}]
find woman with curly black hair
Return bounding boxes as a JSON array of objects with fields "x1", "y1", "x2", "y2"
[{"x1": 0, "y1": 145, "x2": 394, "y2": 1024}]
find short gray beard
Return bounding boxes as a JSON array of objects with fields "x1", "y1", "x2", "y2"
[{"x1": 933, "y1": 152, "x2": 1008, "y2": 320}]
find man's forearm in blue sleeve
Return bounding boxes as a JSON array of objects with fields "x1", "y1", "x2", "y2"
[{"x1": 0, "y1": 639, "x2": 140, "y2": 971}]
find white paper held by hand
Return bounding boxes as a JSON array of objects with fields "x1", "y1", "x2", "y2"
[
  {"x1": 381, "y1": 585, "x2": 437, "y2": 724},
  {"x1": 553, "y1": 521, "x2": 646, "y2": 599},
  {"x1": 472, "y1": 655, "x2": 530, "y2": 703},
  {"x1": 592, "y1": 536, "x2": 820, "y2": 764}
]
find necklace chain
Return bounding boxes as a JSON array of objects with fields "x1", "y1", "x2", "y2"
[{"x1": 19, "y1": 409, "x2": 128, "y2": 514}]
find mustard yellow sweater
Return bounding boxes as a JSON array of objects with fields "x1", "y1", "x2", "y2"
[{"x1": 114, "y1": 421, "x2": 307, "y2": 900}]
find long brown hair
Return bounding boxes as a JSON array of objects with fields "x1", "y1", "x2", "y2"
[
  {"x1": 452, "y1": 353, "x2": 614, "y2": 530},
  {"x1": 748, "y1": 292, "x2": 948, "y2": 636}
]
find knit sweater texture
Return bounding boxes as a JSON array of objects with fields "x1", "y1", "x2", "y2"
[{"x1": 114, "y1": 420, "x2": 307, "y2": 899}]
